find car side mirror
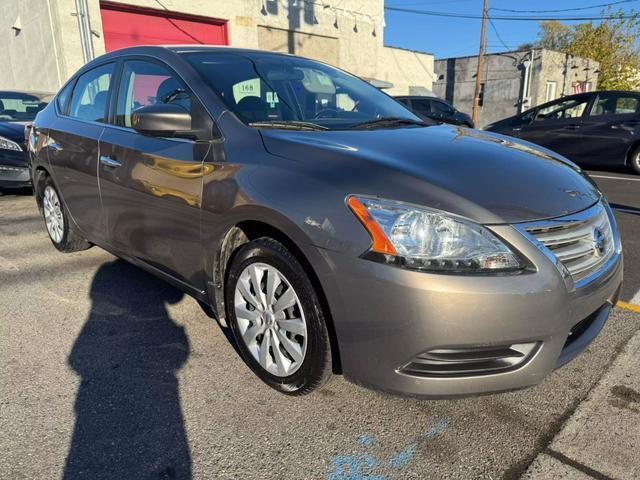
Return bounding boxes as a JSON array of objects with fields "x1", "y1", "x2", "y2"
[{"x1": 131, "y1": 104, "x2": 193, "y2": 138}]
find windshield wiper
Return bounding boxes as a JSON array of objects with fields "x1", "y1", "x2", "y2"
[
  {"x1": 350, "y1": 117, "x2": 430, "y2": 130},
  {"x1": 248, "y1": 120, "x2": 328, "y2": 131}
]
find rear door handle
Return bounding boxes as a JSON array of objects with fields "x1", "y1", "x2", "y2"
[
  {"x1": 564, "y1": 124, "x2": 580, "y2": 130},
  {"x1": 100, "y1": 155, "x2": 122, "y2": 168}
]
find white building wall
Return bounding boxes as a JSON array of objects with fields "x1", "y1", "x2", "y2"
[{"x1": 0, "y1": 0, "x2": 433, "y2": 96}]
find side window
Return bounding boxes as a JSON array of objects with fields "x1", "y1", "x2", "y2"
[
  {"x1": 589, "y1": 94, "x2": 639, "y2": 117},
  {"x1": 396, "y1": 98, "x2": 410, "y2": 107},
  {"x1": 56, "y1": 81, "x2": 74, "y2": 115},
  {"x1": 68, "y1": 63, "x2": 114, "y2": 122},
  {"x1": 115, "y1": 60, "x2": 192, "y2": 128},
  {"x1": 432, "y1": 101, "x2": 454, "y2": 115},
  {"x1": 411, "y1": 99, "x2": 431, "y2": 115},
  {"x1": 537, "y1": 98, "x2": 588, "y2": 121}
]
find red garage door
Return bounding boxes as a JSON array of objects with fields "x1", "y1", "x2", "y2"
[{"x1": 100, "y1": 1, "x2": 228, "y2": 52}]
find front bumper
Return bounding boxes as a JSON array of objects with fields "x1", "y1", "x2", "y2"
[
  {"x1": 315, "y1": 214, "x2": 623, "y2": 398},
  {"x1": 0, "y1": 150, "x2": 30, "y2": 189}
]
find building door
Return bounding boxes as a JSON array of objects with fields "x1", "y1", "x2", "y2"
[{"x1": 99, "y1": 1, "x2": 228, "y2": 52}]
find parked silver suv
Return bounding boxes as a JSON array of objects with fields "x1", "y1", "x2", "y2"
[{"x1": 29, "y1": 46, "x2": 623, "y2": 397}]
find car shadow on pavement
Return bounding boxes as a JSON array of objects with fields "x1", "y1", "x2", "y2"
[{"x1": 63, "y1": 259, "x2": 192, "y2": 480}]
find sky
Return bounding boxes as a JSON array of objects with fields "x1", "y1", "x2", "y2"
[{"x1": 383, "y1": 0, "x2": 640, "y2": 59}]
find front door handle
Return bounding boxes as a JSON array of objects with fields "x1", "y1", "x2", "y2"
[
  {"x1": 564, "y1": 124, "x2": 580, "y2": 130},
  {"x1": 100, "y1": 155, "x2": 122, "y2": 168}
]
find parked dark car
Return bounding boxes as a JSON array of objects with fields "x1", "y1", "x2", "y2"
[
  {"x1": 0, "y1": 91, "x2": 52, "y2": 189},
  {"x1": 485, "y1": 91, "x2": 640, "y2": 174},
  {"x1": 395, "y1": 95, "x2": 473, "y2": 127},
  {"x1": 29, "y1": 46, "x2": 622, "y2": 398}
]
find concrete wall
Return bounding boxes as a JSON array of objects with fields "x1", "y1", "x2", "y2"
[
  {"x1": 0, "y1": 0, "x2": 433, "y2": 97},
  {"x1": 434, "y1": 49, "x2": 599, "y2": 128},
  {"x1": 379, "y1": 46, "x2": 434, "y2": 96},
  {"x1": 536, "y1": 49, "x2": 598, "y2": 105},
  {"x1": 434, "y1": 52, "x2": 527, "y2": 127},
  {"x1": 0, "y1": 0, "x2": 62, "y2": 92}
]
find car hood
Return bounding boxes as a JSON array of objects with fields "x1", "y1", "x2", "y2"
[
  {"x1": 259, "y1": 124, "x2": 601, "y2": 224},
  {"x1": 0, "y1": 121, "x2": 27, "y2": 143}
]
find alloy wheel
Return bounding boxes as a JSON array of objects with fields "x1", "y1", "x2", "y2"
[
  {"x1": 43, "y1": 185, "x2": 64, "y2": 244},
  {"x1": 234, "y1": 262, "x2": 307, "y2": 377}
]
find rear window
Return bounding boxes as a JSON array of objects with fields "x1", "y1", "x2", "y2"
[{"x1": 0, "y1": 91, "x2": 52, "y2": 122}]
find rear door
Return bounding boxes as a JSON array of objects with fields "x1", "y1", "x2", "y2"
[
  {"x1": 517, "y1": 95, "x2": 591, "y2": 159},
  {"x1": 98, "y1": 58, "x2": 212, "y2": 284},
  {"x1": 576, "y1": 92, "x2": 640, "y2": 167},
  {"x1": 47, "y1": 63, "x2": 115, "y2": 240}
]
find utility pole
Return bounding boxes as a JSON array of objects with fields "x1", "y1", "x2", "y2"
[{"x1": 472, "y1": 0, "x2": 488, "y2": 128}]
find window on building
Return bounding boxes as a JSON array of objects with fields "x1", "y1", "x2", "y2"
[
  {"x1": 115, "y1": 60, "x2": 192, "y2": 128},
  {"x1": 478, "y1": 83, "x2": 485, "y2": 107},
  {"x1": 589, "y1": 93, "x2": 640, "y2": 116},
  {"x1": 545, "y1": 81, "x2": 557, "y2": 102},
  {"x1": 68, "y1": 63, "x2": 114, "y2": 123}
]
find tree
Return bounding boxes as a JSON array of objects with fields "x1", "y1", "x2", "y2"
[
  {"x1": 532, "y1": 9, "x2": 640, "y2": 90},
  {"x1": 536, "y1": 21, "x2": 573, "y2": 51}
]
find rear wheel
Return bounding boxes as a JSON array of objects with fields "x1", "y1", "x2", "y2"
[
  {"x1": 225, "y1": 238, "x2": 332, "y2": 395},
  {"x1": 629, "y1": 145, "x2": 640, "y2": 175},
  {"x1": 41, "y1": 177, "x2": 91, "y2": 252}
]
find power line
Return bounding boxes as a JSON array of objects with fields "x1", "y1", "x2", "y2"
[
  {"x1": 384, "y1": 6, "x2": 639, "y2": 21},
  {"x1": 491, "y1": 0, "x2": 638, "y2": 14},
  {"x1": 487, "y1": 15, "x2": 510, "y2": 50}
]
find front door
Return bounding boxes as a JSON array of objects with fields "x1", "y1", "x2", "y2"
[
  {"x1": 98, "y1": 59, "x2": 211, "y2": 285},
  {"x1": 518, "y1": 95, "x2": 591, "y2": 160},
  {"x1": 47, "y1": 63, "x2": 115, "y2": 240}
]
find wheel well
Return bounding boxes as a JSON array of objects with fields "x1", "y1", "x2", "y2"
[
  {"x1": 32, "y1": 167, "x2": 50, "y2": 211},
  {"x1": 626, "y1": 141, "x2": 640, "y2": 166},
  {"x1": 215, "y1": 220, "x2": 342, "y2": 374}
]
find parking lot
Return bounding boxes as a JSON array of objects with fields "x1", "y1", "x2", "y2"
[{"x1": 1, "y1": 170, "x2": 639, "y2": 480}]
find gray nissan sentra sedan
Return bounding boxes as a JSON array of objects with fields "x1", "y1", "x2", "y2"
[{"x1": 28, "y1": 46, "x2": 623, "y2": 397}]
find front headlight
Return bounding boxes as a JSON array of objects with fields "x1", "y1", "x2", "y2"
[
  {"x1": 347, "y1": 195, "x2": 524, "y2": 273},
  {"x1": 0, "y1": 136, "x2": 22, "y2": 152}
]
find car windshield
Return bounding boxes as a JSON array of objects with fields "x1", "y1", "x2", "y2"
[
  {"x1": 0, "y1": 91, "x2": 52, "y2": 122},
  {"x1": 182, "y1": 51, "x2": 425, "y2": 130}
]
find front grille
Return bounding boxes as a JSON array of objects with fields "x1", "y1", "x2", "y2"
[
  {"x1": 524, "y1": 202, "x2": 615, "y2": 283},
  {"x1": 399, "y1": 342, "x2": 539, "y2": 377}
]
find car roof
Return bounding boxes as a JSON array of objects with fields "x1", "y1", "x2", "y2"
[
  {"x1": 0, "y1": 90, "x2": 54, "y2": 97},
  {"x1": 98, "y1": 44, "x2": 300, "y2": 60}
]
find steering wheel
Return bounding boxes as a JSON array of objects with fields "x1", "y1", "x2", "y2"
[{"x1": 314, "y1": 108, "x2": 339, "y2": 119}]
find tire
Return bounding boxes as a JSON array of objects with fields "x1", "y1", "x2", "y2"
[
  {"x1": 41, "y1": 177, "x2": 91, "y2": 253},
  {"x1": 630, "y1": 145, "x2": 640, "y2": 175},
  {"x1": 225, "y1": 238, "x2": 332, "y2": 395}
]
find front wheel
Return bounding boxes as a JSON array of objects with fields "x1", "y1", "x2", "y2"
[
  {"x1": 630, "y1": 145, "x2": 640, "y2": 175},
  {"x1": 225, "y1": 238, "x2": 332, "y2": 395},
  {"x1": 41, "y1": 177, "x2": 91, "y2": 252}
]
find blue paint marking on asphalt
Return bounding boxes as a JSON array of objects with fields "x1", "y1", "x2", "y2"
[
  {"x1": 388, "y1": 419, "x2": 449, "y2": 470},
  {"x1": 325, "y1": 418, "x2": 450, "y2": 479},
  {"x1": 389, "y1": 443, "x2": 418, "y2": 469},
  {"x1": 359, "y1": 434, "x2": 375, "y2": 447},
  {"x1": 326, "y1": 454, "x2": 387, "y2": 480},
  {"x1": 425, "y1": 419, "x2": 449, "y2": 439}
]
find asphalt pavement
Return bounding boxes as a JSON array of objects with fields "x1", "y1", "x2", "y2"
[{"x1": 1, "y1": 175, "x2": 639, "y2": 480}]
